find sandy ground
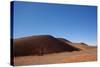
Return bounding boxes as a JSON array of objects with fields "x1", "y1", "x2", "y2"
[{"x1": 14, "y1": 47, "x2": 97, "y2": 66}]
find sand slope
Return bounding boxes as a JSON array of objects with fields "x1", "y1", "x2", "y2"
[{"x1": 14, "y1": 47, "x2": 97, "y2": 66}]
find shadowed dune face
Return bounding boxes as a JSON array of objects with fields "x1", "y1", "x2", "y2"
[{"x1": 13, "y1": 35, "x2": 80, "y2": 57}]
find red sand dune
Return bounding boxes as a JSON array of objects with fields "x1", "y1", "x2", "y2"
[{"x1": 13, "y1": 35, "x2": 80, "y2": 57}]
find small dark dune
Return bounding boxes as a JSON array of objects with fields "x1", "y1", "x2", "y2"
[{"x1": 13, "y1": 35, "x2": 80, "y2": 57}]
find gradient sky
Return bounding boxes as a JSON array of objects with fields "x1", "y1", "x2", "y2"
[{"x1": 13, "y1": 1, "x2": 97, "y2": 46}]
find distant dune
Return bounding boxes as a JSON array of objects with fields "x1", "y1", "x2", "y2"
[
  {"x1": 57, "y1": 38, "x2": 96, "y2": 50},
  {"x1": 71, "y1": 43, "x2": 97, "y2": 50},
  {"x1": 12, "y1": 35, "x2": 97, "y2": 66}
]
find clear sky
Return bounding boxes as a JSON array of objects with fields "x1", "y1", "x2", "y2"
[{"x1": 12, "y1": 1, "x2": 97, "y2": 46}]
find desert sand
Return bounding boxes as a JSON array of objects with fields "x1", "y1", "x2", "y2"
[
  {"x1": 12, "y1": 35, "x2": 97, "y2": 66},
  {"x1": 14, "y1": 47, "x2": 97, "y2": 66}
]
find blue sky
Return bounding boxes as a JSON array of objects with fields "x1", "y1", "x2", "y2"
[{"x1": 13, "y1": 1, "x2": 97, "y2": 46}]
